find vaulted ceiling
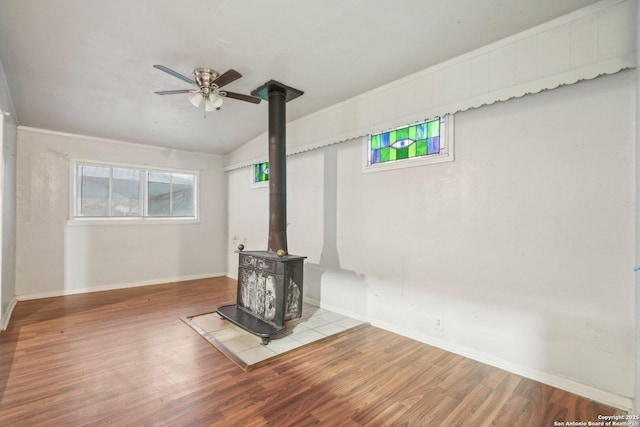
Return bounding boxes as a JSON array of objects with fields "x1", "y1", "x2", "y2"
[{"x1": 0, "y1": 0, "x2": 600, "y2": 154}]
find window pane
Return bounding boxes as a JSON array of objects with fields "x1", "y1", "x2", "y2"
[
  {"x1": 147, "y1": 172, "x2": 171, "y2": 216},
  {"x1": 112, "y1": 168, "x2": 140, "y2": 217},
  {"x1": 254, "y1": 162, "x2": 269, "y2": 183},
  {"x1": 171, "y1": 173, "x2": 195, "y2": 217},
  {"x1": 368, "y1": 116, "x2": 446, "y2": 167},
  {"x1": 79, "y1": 165, "x2": 110, "y2": 216}
]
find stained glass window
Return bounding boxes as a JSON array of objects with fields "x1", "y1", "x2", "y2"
[
  {"x1": 368, "y1": 116, "x2": 446, "y2": 167},
  {"x1": 254, "y1": 162, "x2": 269, "y2": 183}
]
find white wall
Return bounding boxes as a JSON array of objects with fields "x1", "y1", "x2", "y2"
[
  {"x1": 634, "y1": 0, "x2": 640, "y2": 412},
  {"x1": 16, "y1": 129, "x2": 227, "y2": 298},
  {"x1": 0, "y1": 57, "x2": 17, "y2": 329},
  {"x1": 226, "y1": 70, "x2": 636, "y2": 408}
]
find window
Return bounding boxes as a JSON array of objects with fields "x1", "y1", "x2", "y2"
[
  {"x1": 364, "y1": 114, "x2": 454, "y2": 173},
  {"x1": 252, "y1": 161, "x2": 269, "y2": 187},
  {"x1": 147, "y1": 171, "x2": 196, "y2": 217},
  {"x1": 73, "y1": 161, "x2": 198, "y2": 220}
]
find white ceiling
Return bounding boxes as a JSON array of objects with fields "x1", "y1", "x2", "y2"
[{"x1": 0, "y1": 0, "x2": 600, "y2": 155}]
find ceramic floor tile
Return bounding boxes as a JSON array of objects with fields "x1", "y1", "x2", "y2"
[
  {"x1": 300, "y1": 316, "x2": 329, "y2": 329},
  {"x1": 317, "y1": 311, "x2": 347, "y2": 323},
  {"x1": 210, "y1": 325, "x2": 247, "y2": 342},
  {"x1": 237, "y1": 345, "x2": 277, "y2": 365},
  {"x1": 290, "y1": 329, "x2": 326, "y2": 345},
  {"x1": 313, "y1": 322, "x2": 347, "y2": 336},
  {"x1": 190, "y1": 314, "x2": 230, "y2": 332},
  {"x1": 335, "y1": 317, "x2": 365, "y2": 329},
  {"x1": 299, "y1": 307, "x2": 324, "y2": 320},
  {"x1": 223, "y1": 334, "x2": 263, "y2": 353},
  {"x1": 267, "y1": 336, "x2": 303, "y2": 354},
  {"x1": 283, "y1": 321, "x2": 310, "y2": 335}
]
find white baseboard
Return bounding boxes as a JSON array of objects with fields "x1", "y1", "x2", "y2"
[
  {"x1": 226, "y1": 272, "x2": 238, "y2": 280},
  {"x1": 16, "y1": 273, "x2": 226, "y2": 301},
  {"x1": 1, "y1": 297, "x2": 17, "y2": 330},
  {"x1": 305, "y1": 297, "x2": 633, "y2": 412}
]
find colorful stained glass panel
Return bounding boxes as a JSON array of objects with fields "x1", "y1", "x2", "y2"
[
  {"x1": 254, "y1": 162, "x2": 269, "y2": 183},
  {"x1": 368, "y1": 117, "x2": 444, "y2": 166}
]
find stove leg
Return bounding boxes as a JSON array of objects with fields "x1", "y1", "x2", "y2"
[{"x1": 261, "y1": 336, "x2": 271, "y2": 345}]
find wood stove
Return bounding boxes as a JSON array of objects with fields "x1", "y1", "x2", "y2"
[{"x1": 217, "y1": 80, "x2": 305, "y2": 344}]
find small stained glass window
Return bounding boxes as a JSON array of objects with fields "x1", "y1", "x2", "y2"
[
  {"x1": 368, "y1": 117, "x2": 446, "y2": 168},
  {"x1": 254, "y1": 162, "x2": 269, "y2": 184}
]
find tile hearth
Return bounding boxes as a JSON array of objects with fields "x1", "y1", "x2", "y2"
[{"x1": 182, "y1": 302, "x2": 366, "y2": 370}]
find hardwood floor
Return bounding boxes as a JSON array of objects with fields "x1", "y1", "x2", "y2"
[{"x1": 0, "y1": 277, "x2": 625, "y2": 426}]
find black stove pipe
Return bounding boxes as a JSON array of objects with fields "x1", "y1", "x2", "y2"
[
  {"x1": 251, "y1": 80, "x2": 303, "y2": 255},
  {"x1": 267, "y1": 86, "x2": 287, "y2": 254}
]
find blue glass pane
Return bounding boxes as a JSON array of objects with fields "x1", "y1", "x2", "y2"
[
  {"x1": 371, "y1": 149, "x2": 381, "y2": 164},
  {"x1": 427, "y1": 136, "x2": 440, "y2": 154},
  {"x1": 416, "y1": 123, "x2": 427, "y2": 139},
  {"x1": 381, "y1": 133, "x2": 390, "y2": 148}
]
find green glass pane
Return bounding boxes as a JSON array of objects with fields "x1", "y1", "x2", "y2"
[
  {"x1": 380, "y1": 147, "x2": 390, "y2": 162},
  {"x1": 427, "y1": 119, "x2": 440, "y2": 137},
  {"x1": 416, "y1": 139, "x2": 427, "y2": 156},
  {"x1": 408, "y1": 126, "x2": 417, "y2": 140},
  {"x1": 390, "y1": 130, "x2": 397, "y2": 144},
  {"x1": 389, "y1": 147, "x2": 396, "y2": 161},
  {"x1": 397, "y1": 127, "x2": 409, "y2": 140},
  {"x1": 408, "y1": 143, "x2": 417, "y2": 158},
  {"x1": 371, "y1": 134, "x2": 380, "y2": 149},
  {"x1": 396, "y1": 147, "x2": 409, "y2": 160}
]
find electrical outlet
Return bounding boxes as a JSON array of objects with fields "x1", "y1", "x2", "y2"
[{"x1": 435, "y1": 317, "x2": 444, "y2": 331}]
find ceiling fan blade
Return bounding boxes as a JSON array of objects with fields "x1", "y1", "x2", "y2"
[
  {"x1": 154, "y1": 89, "x2": 196, "y2": 95},
  {"x1": 223, "y1": 91, "x2": 262, "y2": 104},
  {"x1": 213, "y1": 69, "x2": 242, "y2": 88},
  {"x1": 153, "y1": 65, "x2": 195, "y2": 85}
]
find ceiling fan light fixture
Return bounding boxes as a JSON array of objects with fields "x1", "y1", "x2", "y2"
[
  {"x1": 189, "y1": 92, "x2": 203, "y2": 107},
  {"x1": 212, "y1": 93, "x2": 224, "y2": 108},
  {"x1": 205, "y1": 93, "x2": 223, "y2": 112}
]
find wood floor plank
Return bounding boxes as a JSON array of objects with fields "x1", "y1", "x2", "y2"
[{"x1": 0, "y1": 277, "x2": 626, "y2": 426}]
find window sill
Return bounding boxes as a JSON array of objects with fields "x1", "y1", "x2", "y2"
[
  {"x1": 251, "y1": 181, "x2": 269, "y2": 189},
  {"x1": 67, "y1": 217, "x2": 200, "y2": 226},
  {"x1": 362, "y1": 150, "x2": 454, "y2": 174}
]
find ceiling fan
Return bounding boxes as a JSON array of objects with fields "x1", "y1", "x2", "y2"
[{"x1": 153, "y1": 65, "x2": 261, "y2": 112}]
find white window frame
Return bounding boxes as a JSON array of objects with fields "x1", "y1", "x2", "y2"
[
  {"x1": 69, "y1": 159, "x2": 200, "y2": 225},
  {"x1": 362, "y1": 114, "x2": 455, "y2": 174}
]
